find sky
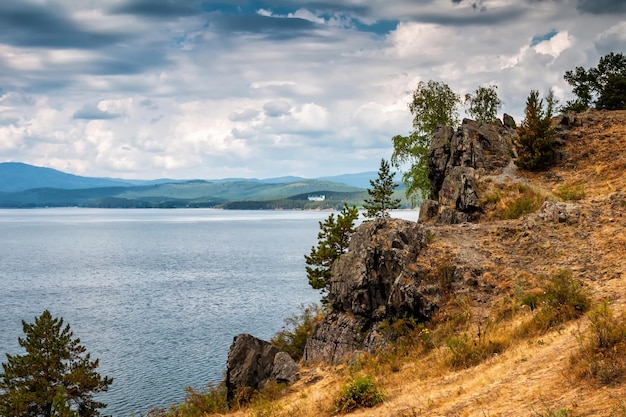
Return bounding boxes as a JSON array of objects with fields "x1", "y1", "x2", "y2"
[{"x1": 0, "y1": 0, "x2": 625, "y2": 180}]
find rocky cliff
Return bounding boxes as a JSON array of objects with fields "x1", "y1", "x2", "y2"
[
  {"x1": 304, "y1": 115, "x2": 520, "y2": 364},
  {"x1": 303, "y1": 218, "x2": 434, "y2": 363},
  {"x1": 420, "y1": 116, "x2": 517, "y2": 224},
  {"x1": 223, "y1": 110, "x2": 626, "y2": 416}
]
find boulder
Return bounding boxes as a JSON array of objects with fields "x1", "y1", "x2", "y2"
[
  {"x1": 225, "y1": 334, "x2": 298, "y2": 404},
  {"x1": 503, "y1": 113, "x2": 516, "y2": 129},
  {"x1": 535, "y1": 201, "x2": 582, "y2": 224},
  {"x1": 272, "y1": 351, "x2": 299, "y2": 384}
]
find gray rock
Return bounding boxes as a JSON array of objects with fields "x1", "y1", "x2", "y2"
[
  {"x1": 423, "y1": 118, "x2": 516, "y2": 224},
  {"x1": 272, "y1": 351, "x2": 299, "y2": 384},
  {"x1": 304, "y1": 219, "x2": 439, "y2": 364},
  {"x1": 535, "y1": 201, "x2": 582, "y2": 224},
  {"x1": 225, "y1": 334, "x2": 297, "y2": 404},
  {"x1": 303, "y1": 311, "x2": 367, "y2": 364},
  {"x1": 418, "y1": 199, "x2": 440, "y2": 223},
  {"x1": 503, "y1": 113, "x2": 516, "y2": 129}
]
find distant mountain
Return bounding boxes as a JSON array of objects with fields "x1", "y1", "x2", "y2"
[
  {"x1": 0, "y1": 162, "x2": 134, "y2": 192},
  {"x1": 0, "y1": 162, "x2": 415, "y2": 209},
  {"x1": 318, "y1": 172, "x2": 377, "y2": 188}
]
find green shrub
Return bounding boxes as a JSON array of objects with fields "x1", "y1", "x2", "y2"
[
  {"x1": 555, "y1": 184, "x2": 585, "y2": 201},
  {"x1": 517, "y1": 270, "x2": 590, "y2": 337},
  {"x1": 571, "y1": 302, "x2": 626, "y2": 384},
  {"x1": 334, "y1": 375, "x2": 385, "y2": 414},
  {"x1": 147, "y1": 383, "x2": 229, "y2": 417},
  {"x1": 271, "y1": 303, "x2": 323, "y2": 361},
  {"x1": 445, "y1": 324, "x2": 508, "y2": 370},
  {"x1": 501, "y1": 185, "x2": 543, "y2": 219}
]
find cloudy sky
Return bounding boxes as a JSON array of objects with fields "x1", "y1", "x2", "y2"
[{"x1": 0, "y1": 0, "x2": 625, "y2": 180}]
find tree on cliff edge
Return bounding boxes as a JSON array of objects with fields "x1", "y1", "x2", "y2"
[
  {"x1": 391, "y1": 80, "x2": 460, "y2": 202},
  {"x1": 0, "y1": 310, "x2": 112, "y2": 417},
  {"x1": 305, "y1": 203, "x2": 358, "y2": 301},
  {"x1": 464, "y1": 85, "x2": 502, "y2": 123},
  {"x1": 363, "y1": 158, "x2": 401, "y2": 219}
]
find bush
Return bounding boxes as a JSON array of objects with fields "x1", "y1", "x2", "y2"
[
  {"x1": 517, "y1": 270, "x2": 590, "y2": 337},
  {"x1": 445, "y1": 320, "x2": 509, "y2": 370},
  {"x1": 555, "y1": 184, "x2": 586, "y2": 201},
  {"x1": 501, "y1": 184, "x2": 544, "y2": 219},
  {"x1": 271, "y1": 303, "x2": 323, "y2": 361},
  {"x1": 571, "y1": 302, "x2": 626, "y2": 384},
  {"x1": 146, "y1": 383, "x2": 229, "y2": 417},
  {"x1": 334, "y1": 375, "x2": 385, "y2": 414}
]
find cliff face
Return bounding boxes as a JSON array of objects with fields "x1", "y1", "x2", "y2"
[
  {"x1": 304, "y1": 219, "x2": 435, "y2": 364},
  {"x1": 421, "y1": 117, "x2": 517, "y2": 224}
]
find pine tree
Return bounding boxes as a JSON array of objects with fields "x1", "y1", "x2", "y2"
[
  {"x1": 0, "y1": 310, "x2": 112, "y2": 417},
  {"x1": 304, "y1": 203, "x2": 358, "y2": 301},
  {"x1": 363, "y1": 159, "x2": 401, "y2": 219},
  {"x1": 515, "y1": 90, "x2": 557, "y2": 171}
]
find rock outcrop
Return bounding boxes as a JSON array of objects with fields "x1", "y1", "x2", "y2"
[
  {"x1": 225, "y1": 334, "x2": 298, "y2": 403},
  {"x1": 420, "y1": 117, "x2": 516, "y2": 224},
  {"x1": 304, "y1": 218, "x2": 442, "y2": 364}
]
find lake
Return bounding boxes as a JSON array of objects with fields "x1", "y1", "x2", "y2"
[{"x1": 0, "y1": 208, "x2": 419, "y2": 416}]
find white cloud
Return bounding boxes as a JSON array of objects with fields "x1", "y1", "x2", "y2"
[
  {"x1": 0, "y1": 0, "x2": 624, "y2": 180},
  {"x1": 534, "y1": 31, "x2": 573, "y2": 58}
]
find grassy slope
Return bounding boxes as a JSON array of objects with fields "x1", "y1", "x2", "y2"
[{"x1": 222, "y1": 110, "x2": 626, "y2": 417}]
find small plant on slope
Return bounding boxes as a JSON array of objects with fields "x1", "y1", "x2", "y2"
[
  {"x1": 271, "y1": 303, "x2": 323, "y2": 361},
  {"x1": 334, "y1": 375, "x2": 385, "y2": 415},
  {"x1": 570, "y1": 302, "x2": 626, "y2": 385}
]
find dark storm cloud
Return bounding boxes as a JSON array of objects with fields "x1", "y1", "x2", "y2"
[
  {"x1": 576, "y1": 0, "x2": 626, "y2": 14},
  {"x1": 209, "y1": 11, "x2": 317, "y2": 36},
  {"x1": 109, "y1": 0, "x2": 202, "y2": 18},
  {"x1": 0, "y1": 2, "x2": 126, "y2": 49},
  {"x1": 73, "y1": 104, "x2": 122, "y2": 120},
  {"x1": 263, "y1": 1, "x2": 371, "y2": 15},
  {"x1": 407, "y1": 6, "x2": 522, "y2": 26},
  {"x1": 263, "y1": 100, "x2": 291, "y2": 117}
]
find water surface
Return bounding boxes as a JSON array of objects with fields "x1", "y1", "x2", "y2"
[{"x1": 0, "y1": 208, "x2": 419, "y2": 416}]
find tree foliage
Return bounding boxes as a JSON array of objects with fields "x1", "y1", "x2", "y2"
[
  {"x1": 304, "y1": 203, "x2": 359, "y2": 300},
  {"x1": 363, "y1": 159, "x2": 400, "y2": 220},
  {"x1": 0, "y1": 310, "x2": 112, "y2": 417},
  {"x1": 515, "y1": 90, "x2": 557, "y2": 171},
  {"x1": 563, "y1": 52, "x2": 626, "y2": 111},
  {"x1": 391, "y1": 80, "x2": 461, "y2": 201},
  {"x1": 464, "y1": 85, "x2": 502, "y2": 123}
]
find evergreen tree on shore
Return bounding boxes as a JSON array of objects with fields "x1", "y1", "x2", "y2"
[
  {"x1": 363, "y1": 158, "x2": 401, "y2": 219},
  {"x1": 305, "y1": 203, "x2": 359, "y2": 301},
  {"x1": 0, "y1": 310, "x2": 112, "y2": 417}
]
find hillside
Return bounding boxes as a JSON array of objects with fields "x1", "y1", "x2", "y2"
[
  {"x1": 211, "y1": 110, "x2": 625, "y2": 417},
  {"x1": 0, "y1": 162, "x2": 134, "y2": 192}
]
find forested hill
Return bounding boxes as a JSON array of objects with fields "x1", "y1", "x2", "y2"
[{"x1": 0, "y1": 163, "x2": 404, "y2": 209}]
